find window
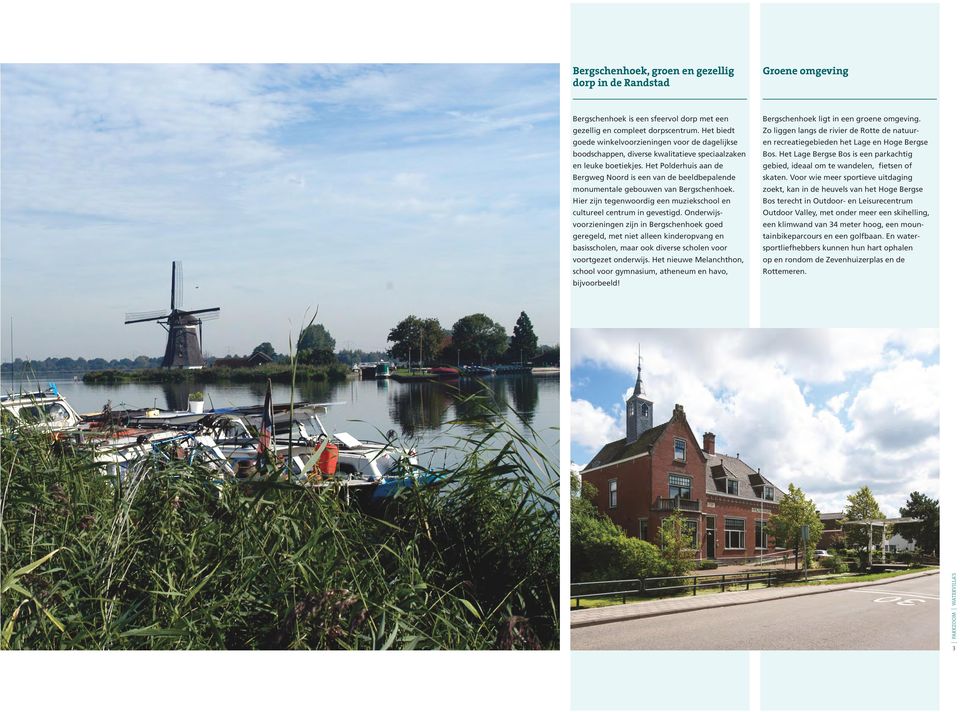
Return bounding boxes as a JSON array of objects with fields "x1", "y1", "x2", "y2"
[
  {"x1": 18, "y1": 403, "x2": 71, "y2": 424},
  {"x1": 685, "y1": 519, "x2": 699, "y2": 547},
  {"x1": 627, "y1": 402, "x2": 634, "y2": 416},
  {"x1": 640, "y1": 403, "x2": 649, "y2": 417},
  {"x1": 673, "y1": 438, "x2": 686, "y2": 462},
  {"x1": 755, "y1": 521, "x2": 768, "y2": 550},
  {"x1": 726, "y1": 479, "x2": 739, "y2": 496},
  {"x1": 668, "y1": 474, "x2": 692, "y2": 500},
  {"x1": 724, "y1": 517, "x2": 745, "y2": 549},
  {"x1": 639, "y1": 518, "x2": 649, "y2": 541},
  {"x1": 608, "y1": 479, "x2": 618, "y2": 509},
  {"x1": 764, "y1": 485, "x2": 775, "y2": 501}
]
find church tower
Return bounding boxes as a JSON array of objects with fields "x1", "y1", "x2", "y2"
[{"x1": 625, "y1": 351, "x2": 654, "y2": 443}]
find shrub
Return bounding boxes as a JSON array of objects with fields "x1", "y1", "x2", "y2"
[
  {"x1": 824, "y1": 556, "x2": 849, "y2": 574},
  {"x1": 571, "y1": 517, "x2": 666, "y2": 582},
  {"x1": 571, "y1": 477, "x2": 667, "y2": 582}
]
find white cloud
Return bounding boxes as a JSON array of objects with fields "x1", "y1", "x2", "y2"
[
  {"x1": 571, "y1": 398, "x2": 622, "y2": 452},
  {"x1": 1, "y1": 64, "x2": 560, "y2": 358},
  {"x1": 572, "y1": 329, "x2": 940, "y2": 515},
  {"x1": 827, "y1": 392, "x2": 849, "y2": 413},
  {"x1": 848, "y1": 360, "x2": 939, "y2": 452}
]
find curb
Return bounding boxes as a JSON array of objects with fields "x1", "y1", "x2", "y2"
[{"x1": 570, "y1": 569, "x2": 939, "y2": 629}]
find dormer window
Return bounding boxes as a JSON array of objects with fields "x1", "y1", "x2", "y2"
[
  {"x1": 726, "y1": 479, "x2": 739, "y2": 496},
  {"x1": 764, "y1": 485, "x2": 774, "y2": 501}
]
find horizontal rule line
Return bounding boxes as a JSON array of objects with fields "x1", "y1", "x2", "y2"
[
  {"x1": 763, "y1": 98, "x2": 938, "y2": 101},
  {"x1": 573, "y1": 98, "x2": 747, "y2": 101}
]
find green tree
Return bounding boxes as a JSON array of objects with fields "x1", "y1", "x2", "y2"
[
  {"x1": 297, "y1": 347, "x2": 336, "y2": 366},
  {"x1": 451, "y1": 313, "x2": 508, "y2": 365},
  {"x1": 895, "y1": 491, "x2": 938, "y2": 555},
  {"x1": 843, "y1": 486, "x2": 885, "y2": 552},
  {"x1": 508, "y1": 311, "x2": 538, "y2": 363},
  {"x1": 296, "y1": 324, "x2": 336, "y2": 353},
  {"x1": 768, "y1": 483, "x2": 824, "y2": 569},
  {"x1": 659, "y1": 509, "x2": 696, "y2": 575},
  {"x1": 250, "y1": 342, "x2": 277, "y2": 359},
  {"x1": 536, "y1": 344, "x2": 560, "y2": 367},
  {"x1": 387, "y1": 316, "x2": 445, "y2": 365},
  {"x1": 570, "y1": 473, "x2": 664, "y2": 582}
]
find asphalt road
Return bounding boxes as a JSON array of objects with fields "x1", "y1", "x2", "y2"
[{"x1": 573, "y1": 573, "x2": 939, "y2": 650}]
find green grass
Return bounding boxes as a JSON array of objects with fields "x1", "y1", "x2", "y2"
[
  {"x1": 780, "y1": 567, "x2": 937, "y2": 587},
  {"x1": 0, "y1": 404, "x2": 558, "y2": 650},
  {"x1": 391, "y1": 368, "x2": 432, "y2": 376}
]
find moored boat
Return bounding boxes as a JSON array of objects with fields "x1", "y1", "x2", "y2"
[
  {"x1": 460, "y1": 365, "x2": 496, "y2": 377},
  {"x1": 1, "y1": 385, "x2": 84, "y2": 431}
]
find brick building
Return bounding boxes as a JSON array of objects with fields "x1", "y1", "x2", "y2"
[
  {"x1": 818, "y1": 512, "x2": 845, "y2": 549},
  {"x1": 579, "y1": 356, "x2": 786, "y2": 561}
]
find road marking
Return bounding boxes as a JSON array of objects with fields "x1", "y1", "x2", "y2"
[
  {"x1": 869, "y1": 595, "x2": 928, "y2": 606},
  {"x1": 849, "y1": 588, "x2": 939, "y2": 599}
]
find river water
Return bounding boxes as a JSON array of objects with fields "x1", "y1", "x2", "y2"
[{"x1": 3, "y1": 374, "x2": 559, "y2": 475}]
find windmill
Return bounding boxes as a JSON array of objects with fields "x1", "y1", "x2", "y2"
[{"x1": 124, "y1": 261, "x2": 221, "y2": 369}]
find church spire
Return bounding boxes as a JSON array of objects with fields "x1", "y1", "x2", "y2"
[
  {"x1": 626, "y1": 347, "x2": 654, "y2": 443},
  {"x1": 633, "y1": 350, "x2": 646, "y2": 397}
]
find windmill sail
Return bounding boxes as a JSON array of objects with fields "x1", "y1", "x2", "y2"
[{"x1": 124, "y1": 261, "x2": 221, "y2": 369}]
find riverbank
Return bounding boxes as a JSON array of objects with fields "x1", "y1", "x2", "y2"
[{"x1": 81, "y1": 363, "x2": 350, "y2": 385}]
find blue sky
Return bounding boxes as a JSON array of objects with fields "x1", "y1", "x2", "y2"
[
  {"x1": 1, "y1": 64, "x2": 559, "y2": 359},
  {"x1": 571, "y1": 329, "x2": 940, "y2": 515}
]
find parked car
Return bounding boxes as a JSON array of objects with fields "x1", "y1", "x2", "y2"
[{"x1": 813, "y1": 549, "x2": 832, "y2": 560}]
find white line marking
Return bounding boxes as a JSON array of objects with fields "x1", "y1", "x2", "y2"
[{"x1": 850, "y1": 589, "x2": 939, "y2": 599}]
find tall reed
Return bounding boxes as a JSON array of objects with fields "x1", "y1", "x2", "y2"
[{"x1": 0, "y1": 404, "x2": 558, "y2": 650}]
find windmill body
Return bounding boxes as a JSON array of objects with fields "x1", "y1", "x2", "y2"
[{"x1": 125, "y1": 262, "x2": 220, "y2": 369}]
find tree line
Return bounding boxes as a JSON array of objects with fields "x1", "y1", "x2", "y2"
[
  {"x1": 767, "y1": 484, "x2": 939, "y2": 568},
  {"x1": 387, "y1": 311, "x2": 551, "y2": 366},
  {"x1": 3, "y1": 310, "x2": 557, "y2": 375}
]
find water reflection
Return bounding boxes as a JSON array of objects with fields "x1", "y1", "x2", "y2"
[
  {"x1": 386, "y1": 375, "x2": 548, "y2": 438},
  {"x1": 389, "y1": 382, "x2": 455, "y2": 437},
  {"x1": 161, "y1": 382, "x2": 192, "y2": 411},
  {"x1": 291, "y1": 380, "x2": 336, "y2": 405},
  {"x1": 507, "y1": 375, "x2": 539, "y2": 427}
]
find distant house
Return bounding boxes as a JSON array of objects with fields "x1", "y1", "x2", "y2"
[
  {"x1": 884, "y1": 533, "x2": 916, "y2": 553},
  {"x1": 213, "y1": 351, "x2": 274, "y2": 368},
  {"x1": 818, "y1": 512, "x2": 845, "y2": 548},
  {"x1": 579, "y1": 355, "x2": 785, "y2": 562},
  {"x1": 818, "y1": 512, "x2": 917, "y2": 553}
]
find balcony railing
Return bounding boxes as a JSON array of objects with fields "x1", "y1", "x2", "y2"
[{"x1": 653, "y1": 496, "x2": 701, "y2": 512}]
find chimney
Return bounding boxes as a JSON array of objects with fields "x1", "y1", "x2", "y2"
[
  {"x1": 673, "y1": 403, "x2": 684, "y2": 418},
  {"x1": 703, "y1": 432, "x2": 715, "y2": 454}
]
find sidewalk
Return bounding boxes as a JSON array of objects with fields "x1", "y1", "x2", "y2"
[{"x1": 570, "y1": 569, "x2": 938, "y2": 629}]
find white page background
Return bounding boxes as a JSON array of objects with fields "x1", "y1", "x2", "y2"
[{"x1": 1, "y1": 2, "x2": 955, "y2": 711}]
